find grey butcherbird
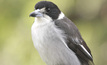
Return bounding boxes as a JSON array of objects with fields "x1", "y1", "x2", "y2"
[{"x1": 30, "y1": 1, "x2": 94, "y2": 65}]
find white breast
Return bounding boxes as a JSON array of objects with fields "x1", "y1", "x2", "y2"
[{"x1": 31, "y1": 17, "x2": 81, "y2": 65}]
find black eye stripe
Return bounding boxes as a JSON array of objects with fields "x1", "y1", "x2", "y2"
[
  {"x1": 46, "y1": 7, "x2": 51, "y2": 12},
  {"x1": 47, "y1": 8, "x2": 50, "y2": 10}
]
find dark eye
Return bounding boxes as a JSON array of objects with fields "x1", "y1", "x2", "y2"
[{"x1": 46, "y1": 8, "x2": 51, "y2": 12}]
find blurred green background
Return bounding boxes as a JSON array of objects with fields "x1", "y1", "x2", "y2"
[{"x1": 0, "y1": 0, "x2": 107, "y2": 65}]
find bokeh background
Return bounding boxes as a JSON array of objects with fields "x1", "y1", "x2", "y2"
[{"x1": 0, "y1": 0, "x2": 107, "y2": 65}]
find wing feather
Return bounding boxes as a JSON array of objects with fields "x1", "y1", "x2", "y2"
[{"x1": 55, "y1": 17, "x2": 94, "y2": 65}]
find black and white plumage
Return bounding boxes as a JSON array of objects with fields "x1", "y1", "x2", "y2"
[{"x1": 30, "y1": 1, "x2": 94, "y2": 65}]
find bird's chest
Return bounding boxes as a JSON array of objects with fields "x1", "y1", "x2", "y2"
[
  {"x1": 31, "y1": 21, "x2": 62, "y2": 51},
  {"x1": 31, "y1": 21, "x2": 67, "y2": 62},
  {"x1": 31, "y1": 20, "x2": 81, "y2": 65}
]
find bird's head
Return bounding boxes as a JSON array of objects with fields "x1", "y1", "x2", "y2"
[{"x1": 29, "y1": 1, "x2": 62, "y2": 20}]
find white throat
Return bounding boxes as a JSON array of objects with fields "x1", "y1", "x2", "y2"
[
  {"x1": 33, "y1": 12, "x2": 65, "y2": 27},
  {"x1": 34, "y1": 12, "x2": 65, "y2": 23}
]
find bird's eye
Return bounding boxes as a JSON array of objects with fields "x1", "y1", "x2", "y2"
[{"x1": 46, "y1": 8, "x2": 51, "y2": 12}]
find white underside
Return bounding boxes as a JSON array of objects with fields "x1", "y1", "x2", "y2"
[{"x1": 31, "y1": 13, "x2": 81, "y2": 65}]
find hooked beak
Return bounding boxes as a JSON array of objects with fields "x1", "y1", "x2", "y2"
[{"x1": 29, "y1": 9, "x2": 43, "y2": 17}]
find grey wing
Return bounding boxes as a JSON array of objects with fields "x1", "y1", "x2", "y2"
[{"x1": 55, "y1": 17, "x2": 94, "y2": 65}]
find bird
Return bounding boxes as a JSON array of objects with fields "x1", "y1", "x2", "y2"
[{"x1": 29, "y1": 1, "x2": 94, "y2": 65}]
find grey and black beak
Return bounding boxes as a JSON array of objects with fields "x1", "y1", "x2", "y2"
[
  {"x1": 29, "y1": 9, "x2": 43, "y2": 17},
  {"x1": 29, "y1": 12, "x2": 36, "y2": 17}
]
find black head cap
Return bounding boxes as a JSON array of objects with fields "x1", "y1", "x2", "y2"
[{"x1": 35, "y1": 1, "x2": 61, "y2": 20}]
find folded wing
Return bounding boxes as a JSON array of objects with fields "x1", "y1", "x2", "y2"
[{"x1": 55, "y1": 17, "x2": 94, "y2": 65}]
